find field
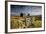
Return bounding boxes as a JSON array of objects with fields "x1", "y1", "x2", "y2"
[{"x1": 11, "y1": 16, "x2": 42, "y2": 29}]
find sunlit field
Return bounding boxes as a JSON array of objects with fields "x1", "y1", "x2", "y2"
[
  {"x1": 10, "y1": 5, "x2": 42, "y2": 29},
  {"x1": 11, "y1": 15, "x2": 42, "y2": 29}
]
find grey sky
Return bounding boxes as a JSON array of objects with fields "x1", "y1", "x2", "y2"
[{"x1": 11, "y1": 5, "x2": 42, "y2": 16}]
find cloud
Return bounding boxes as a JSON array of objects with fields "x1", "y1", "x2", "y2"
[
  {"x1": 31, "y1": 6, "x2": 42, "y2": 16},
  {"x1": 11, "y1": 5, "x2": 42, "y2": 16}
]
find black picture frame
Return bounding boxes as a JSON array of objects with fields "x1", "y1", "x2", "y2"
[{"x1": 5, "y1": 1, "x2": 45, "y2": 33}]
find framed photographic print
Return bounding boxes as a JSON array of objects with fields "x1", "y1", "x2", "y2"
[{"x1": 5, "y1": 1, "x2": 45, "y2": 33}]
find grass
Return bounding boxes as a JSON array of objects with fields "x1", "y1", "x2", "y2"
[{"x1": 11, "y1": 16, "x2": 42, "y2": 29}]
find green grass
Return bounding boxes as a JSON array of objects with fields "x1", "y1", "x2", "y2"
[{"x1": 11, "y1": 16, "x2": 42, "y2": 29}]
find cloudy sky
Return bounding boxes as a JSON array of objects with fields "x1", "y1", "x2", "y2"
[{"x1": 11, "y1": 5, "x2": 42, "y2": 16}]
